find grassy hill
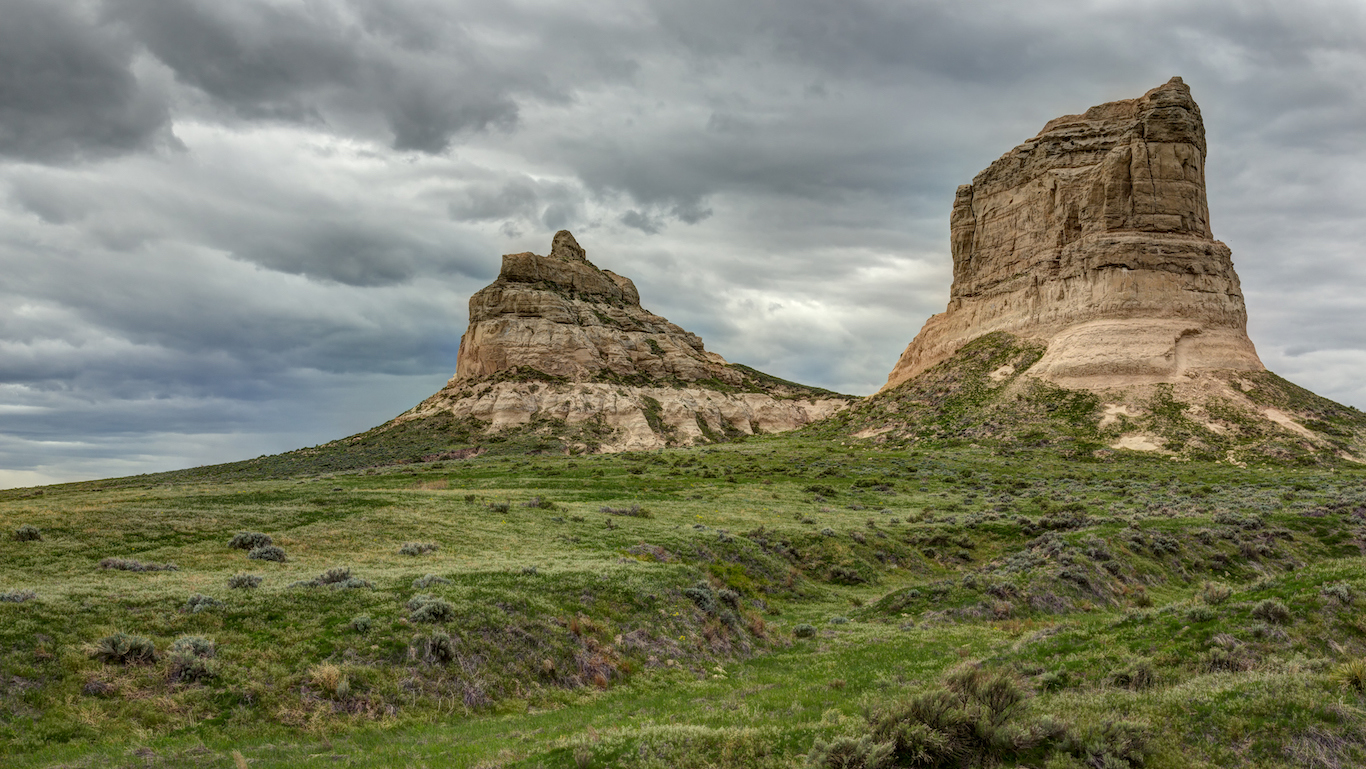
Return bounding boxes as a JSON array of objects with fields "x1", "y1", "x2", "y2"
[
  {"x1": 813, "y1": 332, "x2": 1366, "y2": 466},
  {"x1": 5, "y1": 430, "x2": 1366, "y2": 767}
]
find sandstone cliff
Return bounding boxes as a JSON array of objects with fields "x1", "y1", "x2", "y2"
[
  {"x1": 396, "y1": 231, "x2": 851, "y2": 452},
  {"x1": 857, "y1": 79, "x2": 1366, "y2": 464},
  {"x1": 884, "y1": 77, "x2": 1264, "y2": 391}
]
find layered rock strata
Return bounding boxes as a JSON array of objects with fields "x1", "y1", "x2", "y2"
[
  {"x1": 884, "y1": 77, "x2": 1264, "y2": 391},
  {"x1": 400, "y1": 231, "x2": 850, "y2": 451}
]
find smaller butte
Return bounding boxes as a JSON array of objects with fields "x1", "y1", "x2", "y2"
[{"x1": 395, "y1": 231, "x2": 852, "y2": 452}]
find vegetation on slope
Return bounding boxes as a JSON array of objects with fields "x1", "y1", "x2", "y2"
[
  {"x1": 5, "y1": 435, "x2": 1366, "y2": 766},
  {"x1": 817, "y1": 332, "x2": 1366, "y2": 466}
]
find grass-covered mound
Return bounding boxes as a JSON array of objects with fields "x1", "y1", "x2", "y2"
[
  {"x1": 816, "y1": 332, "x2": 1366, "y2": 466},
  {"x1": 5, "y1": 437, "x2": 1366, "y2": 766}
]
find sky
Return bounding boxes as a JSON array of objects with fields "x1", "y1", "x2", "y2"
[{"x1": 2, "y1": 0, "x2": 1365, "y2": 488}]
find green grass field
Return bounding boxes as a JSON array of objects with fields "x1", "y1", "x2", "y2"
[{"x1": 4, "y1": 435, "x2": 1366, "y2": 767}]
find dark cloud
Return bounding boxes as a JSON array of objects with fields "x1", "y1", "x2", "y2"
[
  {"x1": 0, "y1": 0, "x2": 172, "y2": 162},
  {"x1": 3, "y1": 0, "x2": 1366, "y2": 486}
]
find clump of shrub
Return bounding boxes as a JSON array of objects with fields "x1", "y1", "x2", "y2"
[
  {"x1": 228, "y1": 573, "x2": 262, "y2": 589},
  {"x1": 92, "y1": 633, "x2": 157, "y2": 665},
  {"x1": 1108, "y1": 658, "x2": 1157, "y2": 691},
  {"x1": 488, "y1": 501, "x2": 511, "y2": 513},
  {"x1": 409, "y1": 594, "x2": 456, "y2": 623},
  {"x1": 1252, "y1": 599, "x2": 1291, "y2": 625},
  {"x1": 412, "y1": 574, "x2": 450, "y2": 589},
  {"x1": 525, "y1": 497, "x2": 559, "y2": 510},
  {"x1": 601, "y1": 504, "x2": 651, "y2": 518},
  {"x1": 293, "y1": 567, "x2": 373, "y2": 590},
  {"x1": 247, "y1": 545, "x2": 287, "y2": 562},
  {"x1": 808, "y1": 665, "x2": 1151, "y2": 769},
  {"x1": 227, "y1": 532, "x2": 272, "y2": 550},
  {"x1": 399, "y1": 542, "x2": 439, "y2": 556},
  {"x1": 808, "y1": 663, "x2": 1152, "y2": 769},
  {"x1": 1200, "y1": 581, "x2": 1233, "y2": 605},
  {"x1": 99, "y1": 557, "x2": 178, "y2": 572},
  {"x1": 794, "y1": 624, "x2": 817, "y2": 639},
  {"x1": 167, "y1": 636, "x2": 217, "y2": 683},
  {"x1": 183, "y1": 594, "x2": 224, "y2": 613},
  {"x1": 829, "y1": 616, "x2": 850, "y2": 625},
  {"x1": 804, "y1": 736, "x2": 893, "y2": 769},
  {"x1": 0, "y1": 590, "x2": 37, "y2": 603},
  {"x1": 1203, "y1": 634, "x2": 1255, "y2": 672},
  {"x1": 1332, "y1": 659, "x2": 1366, "y2": 694},
  {"x1": 419, "y1": 630, "x2": 457, "y2": 663},
  {"x1": 350, "y1": 615, "x2": 372, "y2": 633},
  {"x1": 13, "y1": 524, "x2": 41, "y2": 542},
  {"x1": 1323, "y1": 582, "x2": 1354, "y2": 605}
]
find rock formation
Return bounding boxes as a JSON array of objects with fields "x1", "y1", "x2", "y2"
[
  {"x1": 397, "y1": 231, "x2": 851, "y2": 451},
  {"x1": 858, "y1": 78, "x2": 1366, "y2": 463},
  {"x1": 884, "y1": 77, "x2": 1264, "y2": 391}
]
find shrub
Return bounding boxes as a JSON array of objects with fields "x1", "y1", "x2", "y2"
[
  {"x1": 1108, "y1": 659, "x2": 1157, "y2": 691},
  {"x1": 398, "y1": 542, "x2": 439, "y2": 556},
  {"x1": 409, "y1": 594, "x2": 456, "y2": 623},
  {"x1": 1332, "y1": 659, "x2": 1366, "y2": 694},
  {"x1": 1323, "y1": 582, "x2": 1354, "y2": 605},
  {"x1": 488, "y1": 502, "x2": 511, "y2": 513},
  {"x1": 1203, "y1": 635, "x2": 1254, "y2": 672},
  {"x1": 350, "y1": 615, "x2": 372, "y2": 633},
  {"x1": 1200, "y1": 581, "x2": 1233, "y2": 605},
  {"x1": 525, "y1": 497, "x2": 559, "y2": 510},
  {"x1": 421, "y1": 631, "x2": 457, "y2": 663},
  {"x1": 829, "y1": 616, "x2": 850, "y2": 625},
  {"x1": 170, "y1": 636, "x2": 215, "y2": 658},
  {"x1": 294, "y1": 567, "x2": 372, "y2": 590},
  {"x1": 683, "y1": 583, "x2": 718, "y2": 614},
  {"x1": 1252, "y1": 599, "x2": 1291, "y2": 625},
  {"x1": 228, "y1": 573, "x2": 262, "y2": 589},
  {"x1": 805, "y1": 735, "x2": 894, "y2": 768},
  {"x1": 183, "y1": 594, "x2": 224, "y2": 613},
  {"x1": 247, "y1": 545, "x2": 287, "y2": 562},
  {"x1": 92, "y1": 633, "x2": 157, "y2": 665},
  {"x1": 227, "y1": 532, "x2": 272, "y2": 550},
  {"x1": 1186, "y1": 606, "x2": 1216, "y2": 623},
  {"x1": 1038, "y1": 669, "x2": 1069, "y2": 692},
  {"x1": 99, "y1": 558, "x2": 178, "y2": 572},
  {"x1": 0, "y1": 590, "x2": 37, "y2": 603},
  {"x1": 717, "y1": 588, "x2": 741, "y2": 609},
  {"x1": 794, "y1": 624, "x2": 817, "y2": 638},
  {"x1": 601, "y1": 504, "x2": 651, "y2": 518},
  {"x1": 13, "y1": 524, "x2": 41, "y2": 542},
  {"x1": 412, "y1": 574, "x2": 450, "y2": 589}
]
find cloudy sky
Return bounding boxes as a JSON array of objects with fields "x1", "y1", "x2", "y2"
[{"x1": 2, "y1": 0, "x2": 1365, "y2": 487}]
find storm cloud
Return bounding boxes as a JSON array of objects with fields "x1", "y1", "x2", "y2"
[{"x1": 2, "y1": 0, "x2": 1365, "y2": 486}]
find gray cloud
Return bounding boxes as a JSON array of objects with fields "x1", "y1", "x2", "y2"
[
  {"x1": 0, "y1": 0, "x2": 173, "y2": 162},
  {"x1": 2, "y1": 0, "x2": 1366, "y2": 486}
]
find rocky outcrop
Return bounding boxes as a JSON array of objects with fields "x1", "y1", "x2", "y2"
[
  {"x1": 454, "y1": 231, "x2": 740, "y2": 385},
  {"x1": 400, "y1": 231, "x2": 852, "y2": 451},
  {"x1": 884, "y1": 77, "x2": 1264, "y2": 391}
]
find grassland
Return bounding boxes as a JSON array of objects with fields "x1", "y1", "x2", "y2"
[{"x1": 4, "y1": 430, "x2": 1366, "y2": 767}]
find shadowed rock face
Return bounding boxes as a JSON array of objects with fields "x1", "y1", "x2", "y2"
[{"x1": 884, "y1": 77, "x2": 1264, "y2": 391}]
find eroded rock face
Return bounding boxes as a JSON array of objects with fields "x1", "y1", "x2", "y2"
[
  {"x1": 406, "y1": 231, "x2": 851, "y2": 450},
  {"x1": 455, "y1": 230, "x2": 739, "y2": 385},
  {"x1": 884, "y1": 77, "x2": 1264, "y2": 391}
]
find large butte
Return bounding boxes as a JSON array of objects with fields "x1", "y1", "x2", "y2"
[{"x1": 885, "y1": 76, "x2": 1263, "y2": 391}]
